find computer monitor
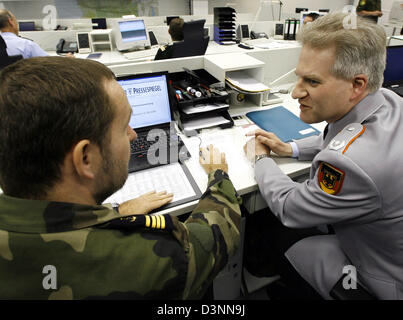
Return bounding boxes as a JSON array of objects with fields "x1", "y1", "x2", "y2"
[
  {"x1": 113, "y1": 18, "x2": 151, "y2": 51},
  {"x1": 116, "y1": 72, "x2": 172, "y2": 129},
  {"x1": 19, "y1": 21, "x2": 35, "y2": 31}
]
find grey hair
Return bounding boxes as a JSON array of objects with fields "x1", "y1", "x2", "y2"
[
  {"x1": 0, "y1": 9, "x2": 12, "y2": 29},
  {"x1": 297, "y1": 12, "x2": 386, "y2": 93}
]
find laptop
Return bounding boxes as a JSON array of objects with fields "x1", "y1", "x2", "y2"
[
  {"x1": 117, "y1": 71, "x2": 190, "y2": 172},
  {"x1": 383, "y1": 45, "x2": 403, "y2": 97}
]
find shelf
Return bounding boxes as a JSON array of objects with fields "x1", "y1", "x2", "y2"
[
  {"x1": 89, "y1": 29, "x2": 114, "y2": 52},
  {"x1": 91, "y1": 41, "x2": 111, "y2": 45}
]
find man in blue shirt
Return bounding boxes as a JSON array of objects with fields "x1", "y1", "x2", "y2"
[{"x1": 0, "y1": 9, "x2": 48, "y2": 59}]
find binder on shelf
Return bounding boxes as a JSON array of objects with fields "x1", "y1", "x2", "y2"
[
  {"x1": 284, "y1": 19, "x2": 299, "y2": 40},
  {"x1": 284, "y1": 19, "x2": 290, "y2": 40},
  {"x1": 246, "y1": 106, "x2": 321, "y2": 142},
  {"x1": 214, "y1": 7, "x2": 237, "y2": 45}
]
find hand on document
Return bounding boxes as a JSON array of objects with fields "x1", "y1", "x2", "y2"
[
  {"x1": 117, "y1": 190, "x2": 174, "y2": 215},
  {"x1": 244, "y1": 129, "x2": 293, "y2": 161},
  {"x1": 199, "y1": 144, "x2": 228, "y2": 174}
]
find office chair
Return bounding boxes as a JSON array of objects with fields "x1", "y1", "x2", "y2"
[
  {"x1": 0, "y1": 35, "x2": 23, "y2": 71},
  {"x1": 171, "y1": 19, "x2": 209, "y2": 58}
]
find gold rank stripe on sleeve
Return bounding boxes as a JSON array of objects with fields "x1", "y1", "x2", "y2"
[
  {"x1": 105, "y1": 214, "x2": 173, "y2": 231},
  {"x1": 144, "y1": 215, "x2": 166, "y2": 229}
]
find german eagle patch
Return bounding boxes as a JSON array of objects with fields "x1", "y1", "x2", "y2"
[{"x1": 318, "y1": 162, "x2": 345, "y2": 195}]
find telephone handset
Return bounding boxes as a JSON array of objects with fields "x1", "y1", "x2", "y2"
[
  {"x1": 56, "y1": 38, "x2": 78, "y2": 54},
  {"x1": 250, "y1": 31, "x2": 268, "y2": 39}
]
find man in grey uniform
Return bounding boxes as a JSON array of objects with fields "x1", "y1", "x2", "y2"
[{"x1": 244, "y1": 12, "x2": 403, "y2": 299}]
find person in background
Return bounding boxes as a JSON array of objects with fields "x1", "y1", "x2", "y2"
[
  {"x1": 303, "y1": 12, "x2": 320, "y2": 25},
  {"x1": 244, "y1": 12, "x2": 403, "y2": 299},
  {"x1": 0, "y1": 57, "x2": 242, "y2": 299},
  {"x1": 154, "y1": 17, "x2": 184, "y2": 60},
  {"x1": 356, "y1": 0, "x2": 382, "y2": 23},
  {"x1": 0, "y1": 9, "x2": 49, "y2": 59}
]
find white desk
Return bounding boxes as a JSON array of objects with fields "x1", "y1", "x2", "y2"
[
  {"x1": 177, "y1": 92, "x2": 325, "y2": 214},
  {"x1": 53, "y1": 38, "x2": 301, "y2": 69},
  {"x1": 105, "y1": 92, "x2": 324, "y2": 218}
]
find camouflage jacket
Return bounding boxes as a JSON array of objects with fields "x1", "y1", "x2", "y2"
[{"x1": 0, "y1": 170, "x2": 241, "y2": 299}]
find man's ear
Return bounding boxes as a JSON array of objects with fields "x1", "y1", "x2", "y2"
[
  {"x1": 71, "y1": 139, "x2": 99, "y2": 180},
  {"x1": 350, "y1": 74, "x2": 369, "y2": 101}
]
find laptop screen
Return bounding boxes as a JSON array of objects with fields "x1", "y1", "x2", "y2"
[
  {"x1": 383, "y1": 45, "x2": 403, "y2": 86},
  {"x1": 117, "y1": 73, "x2": 172, "y2": 129}
]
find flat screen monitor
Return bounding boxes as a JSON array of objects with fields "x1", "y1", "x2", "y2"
[
  {"x1": 116, "y1": 72, "x2": 171, "y2": 129},
  {"x1": 19, "y1": 21, "x2": 35, "y2": 31},
  {"x1": 113, "y1": 18, "x2": 151, "y2": 51}
]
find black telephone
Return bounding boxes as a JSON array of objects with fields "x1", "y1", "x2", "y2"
[
  {"x1": 250, "y1": 31, "x2": 268, "y2": 39},
  {"x1": 56, "y1": 38, "x2": 78, "y2": 54}
]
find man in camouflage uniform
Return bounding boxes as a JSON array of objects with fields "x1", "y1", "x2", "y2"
[
  {"x1": 154, "y1": 18, "x2": 184, "y2": 61},
  {"x1": 0, "y1": 57, "x2": 241, "y2": 299},
  {"x1": 356, "y1": 0, "x2": 382, "y2": 23}
]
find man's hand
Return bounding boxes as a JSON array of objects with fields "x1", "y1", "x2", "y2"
[
  {"x1": 246, "y1": 129, "x2": 292, "y2": 157},
  {"x1": 243, "y1": 136, "x2": 270, "y2": 162},
  {"x1": 117, "y1": 191, "x2": 173, "y2": 215},
  {"x1": 199, "y1": 144, "x2": 228, "y2": 173}
]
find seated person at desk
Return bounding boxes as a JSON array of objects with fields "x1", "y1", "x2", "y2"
[
  {"x1": 0, "y1": 9, "x2": 48, "y2": 59},
  {"x1": 154, "y1": 17, "x2": 184, "y2": 60},
  {"x1": 0, "y1": 57, "x2": 242, "y2": 299},
  {"x1": 244, "y1": 13, "x2": 403, "y2": 299}
]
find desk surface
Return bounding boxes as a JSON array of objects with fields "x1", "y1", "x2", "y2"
[
  {"x1": 51, "y1": 39, "x2": 300, "y2": 67},
  {"x1": 126, "y1": 92, "x2": 325, "y2": 217}
]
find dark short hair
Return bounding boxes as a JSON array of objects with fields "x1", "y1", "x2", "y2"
[
  {"x1": 0, "y1": 9, "x2": 12, "y2": 29},
  {"x1": 306, "y1": 12, "x2": 320, "y2": 21},
  {"x1": 0, "y1": 57, "x2": 116, "y2": 198},
  {"x1": 169, "y1": 18, "x2": 184, "y2": 41}
]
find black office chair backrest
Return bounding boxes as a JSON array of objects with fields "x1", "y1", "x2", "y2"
[
  {"x1": 171, "y1": 19, "x2": 209, "y2": 59},
  {"x1": 0, "y1": 34, "x2": 8, "y2": 54},
  {"x1": 0, "y1": 34, "x2": 23, "y2": 70}
]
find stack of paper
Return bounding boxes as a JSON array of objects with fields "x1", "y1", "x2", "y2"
[{"x1": 225, "y1": 71, "x2": 270, "y2": 94}]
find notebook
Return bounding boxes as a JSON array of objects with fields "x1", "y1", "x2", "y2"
[
  {"x1": 383, "y1": 45, "x2": 403, "y2": 97},
  {"x1": 246, "y1": 106, "x2": 320, "y2": 142},
  {"x1": 117, "y1": 72, "x2": 190, "y2": 172}
]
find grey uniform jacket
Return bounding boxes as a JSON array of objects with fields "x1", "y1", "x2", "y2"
[{"x1": 255, "y1": 88, "x2": 403, "y2": 299}]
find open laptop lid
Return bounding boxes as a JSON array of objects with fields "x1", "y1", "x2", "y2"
[
  {"x1": 383, "y1": 45, "x2": 403, "y2": 87},
  {"x1": 117, "y1": 71, "x2": 172, "y2": 131}
]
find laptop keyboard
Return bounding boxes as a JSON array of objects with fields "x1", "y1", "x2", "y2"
[{"x1": 130, "y1": 134, "x2": 171, "y2": 155}]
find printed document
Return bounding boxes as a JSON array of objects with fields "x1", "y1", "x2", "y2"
[{"x1": 103, "y1": 163, "x2": 196, "y2": 204}]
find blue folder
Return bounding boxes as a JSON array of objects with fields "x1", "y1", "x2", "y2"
[{"x1": 246, "y1": 106, "x2": 321, "y2": 142}]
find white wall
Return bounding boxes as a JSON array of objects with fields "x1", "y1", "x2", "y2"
[{"x1": 207, "y1": 0, "x2": 351, "y2": 19}]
